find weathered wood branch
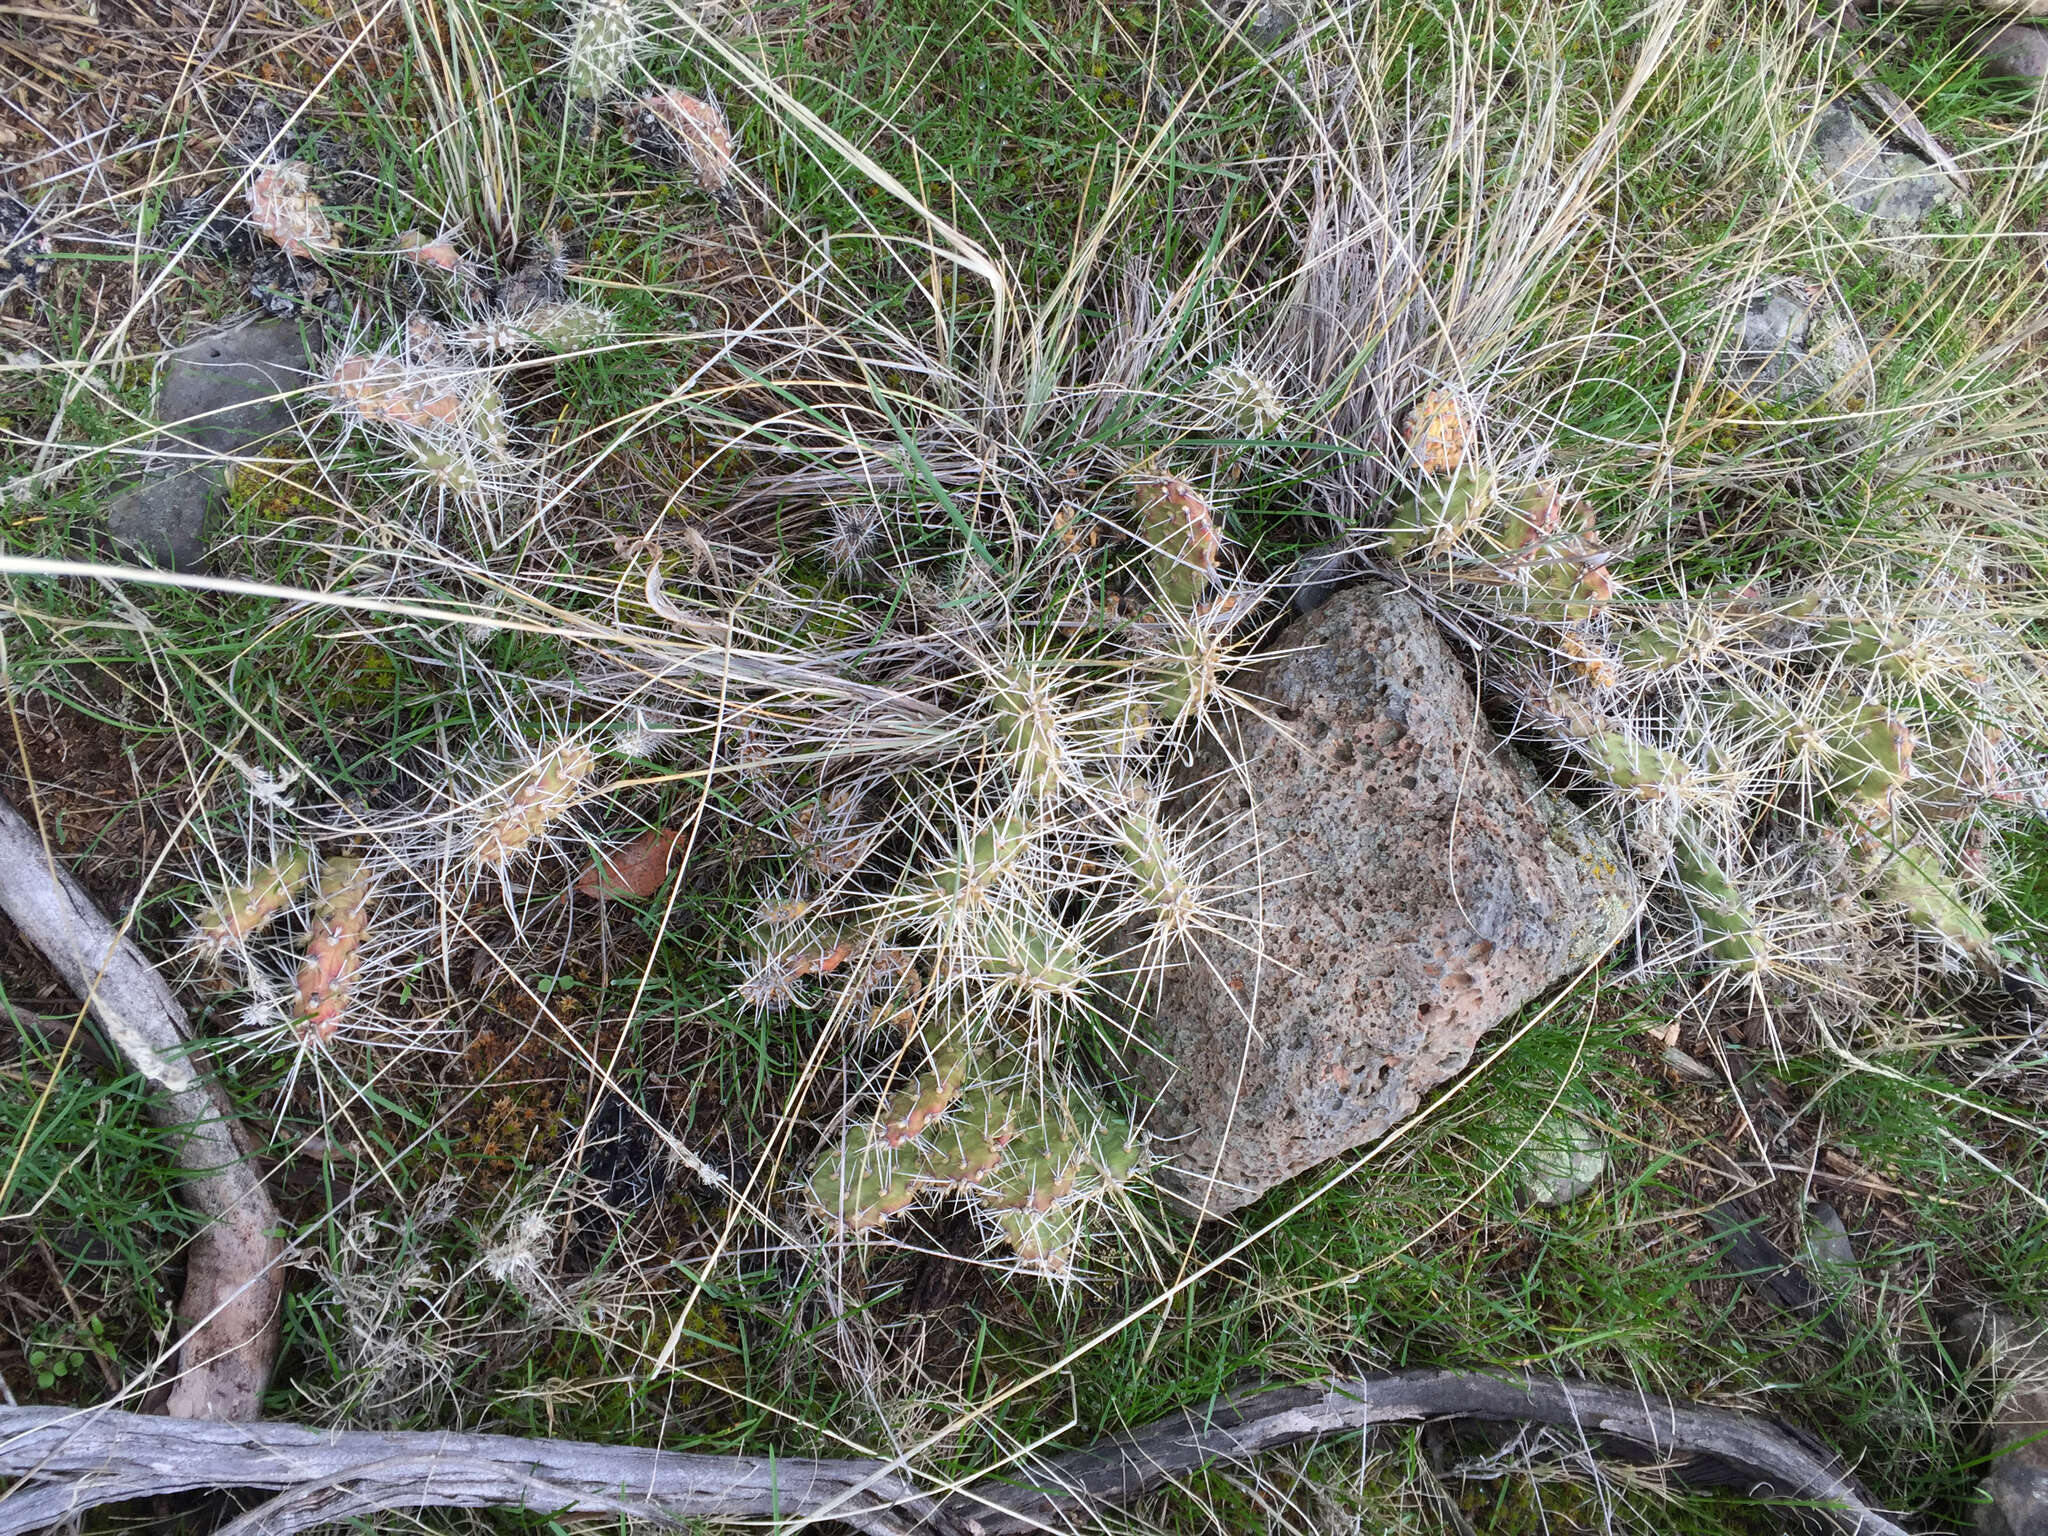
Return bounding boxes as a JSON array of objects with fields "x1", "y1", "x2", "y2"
[
  {"x1": 0, "y1": 1370, "x2": 1909, "y2": 1536},
  {"x1": 935, "y1": 1369, "x2": 1911, "y2": 1536},
  {"x1": 0, "y1": 791, "x2": 284, "y2": 1421},
  {"x1": 0, "y1": 1408, "x2": 942, "y2": 1536}
]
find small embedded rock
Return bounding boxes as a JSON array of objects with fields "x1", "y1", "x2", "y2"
[
  {"x1": 153, "y1": 317, "x2": 311, "y2": 455},
  {"x1": 106, "y1": 466, "x2": 224, "y2": 573},
  {"x1": 1947, "y1": 1308, "x2": 2048, "y2": 1536},
  {"x1": 1518, "y1": 1115, "x2": 1606, "y2": 1207},
  {"x1": 1807, "y1": 101, "x2": 1949, "y2": 225},
  {"x1": 1141, "y1": 585, "x2": 1638, "y2": 1217},
  {"x1": 104, "y1": 317, "x2": 316, "y2": 571},
  {"x1": 1242, "y1": 0, "x2": 1298, "y2": 48},
  {"x1": 1802, "y1": 1199, "x2": 1859, "y2": 1285},
  {"x1": 1285, "y1": 540, "x2": 1358, "y2": 615},
  {"x1": 1977, "y1": 23, "x2": 2048, "y2": 88},
  {"x1": 1720, "y1": 276, "x2": 1873, "y2": 406}
]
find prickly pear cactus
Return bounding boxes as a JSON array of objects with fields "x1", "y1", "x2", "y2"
[
  {"x1": 689, "y1": 418, "x2": 1276, "y2": 1276},
  {"x1": 1380, "y1": 396, "x2": 2043, "y2": 1000},
  {"x1": 807, "y1": 1040, "x2": 1148, "y2": 1274},
  {"x1": 247, "y1": 161, "x2": 339, "y2": 258},
  {"x1": 562, "y1": 0, "x2": 642, "y2": 100}
]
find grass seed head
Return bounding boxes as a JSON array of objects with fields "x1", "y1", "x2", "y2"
[
  {"x1": 820, "y1": 500, "x2": 884, "y2": 575},
  {"x1": 610, "y1": 715, "x2": 664, "y2": 759}
]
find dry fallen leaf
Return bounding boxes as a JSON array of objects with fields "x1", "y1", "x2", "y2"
[{"x1": 577, "y1": 827, "x2": 683, "y2": 899}]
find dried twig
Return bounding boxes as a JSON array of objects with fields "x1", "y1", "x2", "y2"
[
  {"x1": 0, "y1": 791, "x2": 283, "y2": 1422},
  {"x1": 0, "y1": 1370, "x2": 1909, "y2": 1536}
]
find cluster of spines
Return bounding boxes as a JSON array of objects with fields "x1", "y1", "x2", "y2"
[
  {"x1": 293, "y1": 857, "x2": 374, "y2": 1043},
  {"x1": 193, "y1": 848, "x2": 313, "y2": 956},
  {"x1": 627, "y1": 88, "x2": 738, "y2": 208},
  {"x1": 1202, "y1": 362, "x2": 1288, "y2": 441},
  {"x1": 1386, "y1": 468, "x2": 1612, "y2": 622},
  {"x1": 711, "y1": 460, "x2": 1264, "y2": 1275},
  {"x1": 325, "y1": 318, "x2": 525, "y2": 513},
  {"x1": 471, "y1": 741, "x2": 601, "y2": 870},
  {"x1": 247, "y1": 161, "x2": 339, "y2": 259},
  {"x1": 461, "y1": 298, "x2": 615, "y2": 357},
  {"x1": 1378, "y1": 383, "x2": 2032, "y2": 986},
  {"x1": 1524, "y1": 587, "x2": 2016, "y2": 980},
  {"x1": 192, "y1": 849, "x2": 382, "y2": 1048}
]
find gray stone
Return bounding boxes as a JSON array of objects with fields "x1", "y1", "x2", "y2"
[
  {"x1": 1978, "y1": 23, "x2": 2048, "y2": 86},
  {"x1": 1720, "y1": 276, "x2": 1874, "y2": 406},
  {"x1": 1808, "y1": 102, "x2": 1949, "y2": 225},
  {"x1": 1517, "y1": 1115, "x2": 1606, "y2": 1207},
  {"x1": 1914, "y1": 0, "x2": 2048, "y2": 13},
  {"x1": 105, "y1": 465, "x2": 222, "y2": 572},
  {"x1": 1141, "y1": 586, "x2": 1638, "y2": 1217},
  {"x1": 1802, "y1": 1199, "x2": 1859, "y2": 1285},
  {"x1": 1949, "y1": 1309, "x2": 2048, "y2": 1536},
  {"x1": 154, "y1": 317, "x2": 313, "y2": 456},
  {"x1": 1285, "y1": 541, "x2": 1357, "y2": 615},
  {"x1": 1243, "y1": 0, "x2": 1297, "y2": 49},
  {"x1": 104, "y1": 318, "x2": 315, "y2": 571}
]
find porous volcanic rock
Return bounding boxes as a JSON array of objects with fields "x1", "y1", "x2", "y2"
[{"x1": 1143, "y1": 585, "x2": 1636, "y2": 1217}]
